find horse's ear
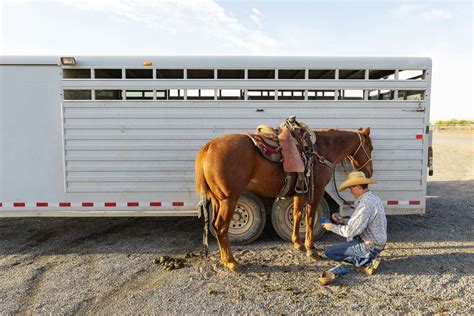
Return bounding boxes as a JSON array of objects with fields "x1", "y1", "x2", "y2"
[
  {"x1": 363, "y1": 127, "x2": 371, "y2": 136},
  {"x1": 358, "y1": 127, "x2": 363, "y2": 132}
]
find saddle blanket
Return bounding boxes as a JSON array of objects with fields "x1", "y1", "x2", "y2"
[{"x1": 246, "y1": 134, "x2": 282, "y2": 162}]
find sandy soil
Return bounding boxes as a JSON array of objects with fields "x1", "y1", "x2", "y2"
[{"x1": 0, "y1": 132, "x2": 473, "y2": 314}]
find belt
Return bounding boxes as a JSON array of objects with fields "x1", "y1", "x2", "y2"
[{"x1": 364, "y1": 241, "x2": 385, "y2": 251}]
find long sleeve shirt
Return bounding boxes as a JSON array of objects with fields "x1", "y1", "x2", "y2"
[{"x1": 330, "y1": 191, "x2": 387, "y2": 247}]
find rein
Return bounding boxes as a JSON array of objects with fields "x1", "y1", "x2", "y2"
[
  {"x1": 314, "y1": 150, "x2": 335, "y2": 169},
  {"x1": 333, "y1": 132, "x2": 372, "y2": 209},
  {"x1": 333, "y1": 167, "x2": 355, "y2": 209}
]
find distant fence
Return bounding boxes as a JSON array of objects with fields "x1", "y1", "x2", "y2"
[{"x1": 430, "y1": 124, "x2": 474, "y2": 131}]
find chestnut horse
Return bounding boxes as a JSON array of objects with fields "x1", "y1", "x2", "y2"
[{"x1": 195, "y1": 128, "x2": 374, "y2": 271}]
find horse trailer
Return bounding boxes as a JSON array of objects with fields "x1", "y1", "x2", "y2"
[{"x1": 0, "y1": 56, "x2": 433, "y2": 243}]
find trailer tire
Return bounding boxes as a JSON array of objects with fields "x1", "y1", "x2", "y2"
[
  {"x1": 210, "y1": 191, "x2": 266, "y2": 245},
  {"x1": 271, "y1": 197, "x2": 330, "y2": 242}
]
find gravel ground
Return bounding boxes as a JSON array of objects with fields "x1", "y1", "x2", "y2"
[{"x1": 0, "y1": 132, "x2": 473, "y2": 314}]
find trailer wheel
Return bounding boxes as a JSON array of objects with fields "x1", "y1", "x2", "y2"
[
  {"x1": 271, "y1": 197, "x2": 330, "y2": 242},
  {"x1": 210, "y1": 191, "x2": 266, "y2": 245}
]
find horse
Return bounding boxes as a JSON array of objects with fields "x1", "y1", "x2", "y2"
[{"x1": 195, "y1": 127, "x2": 374, "y2": 272}]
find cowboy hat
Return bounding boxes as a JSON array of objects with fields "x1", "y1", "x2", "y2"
[{"x1": 338, "y1": 171, "x2": 377, "y2": 191}]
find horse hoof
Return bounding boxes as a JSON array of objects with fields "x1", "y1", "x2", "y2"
[
  {"x1": 225, "y1": 262, "x2": 241, "y2": 272},
  {"x1": 306, "y1": 248, "x2": 319, "y2": 259},
  {"x1": 293, "y1": 243, "x2": 304, "y2": 252}
]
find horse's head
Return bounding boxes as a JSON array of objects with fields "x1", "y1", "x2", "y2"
[{"x1": 346, "y1": 127, "x2": 374, "y2": 178}]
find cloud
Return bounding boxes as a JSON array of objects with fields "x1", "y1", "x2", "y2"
[
  {"x1": 392, "y1": 4, "x2": 453, "y2": 22},
  {"x1": 250, "y1": 8, "x2": 264, "y2": 28},
  {"x1": 421, "y1": 9, "x2": 453, "y2": 21},
  {"x1": 2, "y1": 0, "x2": 278, "y2": 54}
]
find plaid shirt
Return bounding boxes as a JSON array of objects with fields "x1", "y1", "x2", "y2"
[{"x1": 330, "y1": 191, "x2": 387, "y2": 247}]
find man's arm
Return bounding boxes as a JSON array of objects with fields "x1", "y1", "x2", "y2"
[{"x1": 329, "y1": 204, "x2": 373, "y2": 238}]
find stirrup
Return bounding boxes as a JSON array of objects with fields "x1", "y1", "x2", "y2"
[
  {"x1": 295, "y1": 173, "x2": 306, "y2": 195},
  {"x1": 295, "y1": 185, "x2": 304, "y2": 195}
]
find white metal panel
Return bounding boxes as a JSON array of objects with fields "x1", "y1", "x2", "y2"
[
  {"x1": 63, "y1": 101, "x2": 424, "y2": 109},
  {"x1": 41, "y1": 55, "x2": 432, "y2": 69},
  {"x1": 0, "y1": 56, "x2": 59, "y2": 65},
  {"x1": 0, "y1": 209, "x2": 198, "y2": 217},
  {"x1": 61, "y1": 79, "x2": 429, "y2": 90},
  {"x1": 61, "y1": 98, "x2": 427, "y2": 206},
  {"x1": 0, "y1": 65, "x2": 64, "y2": 201}
]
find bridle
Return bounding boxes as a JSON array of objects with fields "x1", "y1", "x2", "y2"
[
  {"x1": 333, "y1": 131, "x2": 373, "y2": 209},
  {"x1": 345, "y1": 132, "x2": 372, "y2": 171}
]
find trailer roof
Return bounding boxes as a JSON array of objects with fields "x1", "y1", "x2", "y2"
[{"x1": 0, "y1": 56, "x2": 432, "y2": 68}]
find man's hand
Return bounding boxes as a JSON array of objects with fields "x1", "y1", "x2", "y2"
[
  {"x1": 331, "y1": 214, "x2": 346, "y2": 224},
  {"x1": 322, "y1": 223, "x2": 333, "y2": 230}
]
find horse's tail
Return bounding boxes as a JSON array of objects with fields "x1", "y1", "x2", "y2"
[{"x1": 195, "y1": 144, "x2": 212, "y2": 256}]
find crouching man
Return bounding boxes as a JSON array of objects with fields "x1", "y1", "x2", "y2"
[{"x1": 319, "y1": 171, "x2": 387, "y2": 285}]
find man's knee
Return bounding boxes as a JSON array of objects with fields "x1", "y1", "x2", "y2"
[{"x1": 325, "y1": 245, "x2": 341, "y2": 261}]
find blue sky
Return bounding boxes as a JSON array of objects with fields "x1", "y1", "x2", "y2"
[{"x1": 1, "y1": 0, "x2": 472, "y2": 120}]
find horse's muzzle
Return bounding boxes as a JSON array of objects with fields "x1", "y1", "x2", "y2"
[{"x1": 364, "y1": 168, "x2": 373, "y2": 178}]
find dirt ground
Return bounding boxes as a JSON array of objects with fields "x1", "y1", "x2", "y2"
[{"x1": 0, "y1": 132, "x2": 473, "y2": 314}]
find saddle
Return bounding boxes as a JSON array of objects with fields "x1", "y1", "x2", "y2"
[{"x1": 246, "y1": 116, "x2": 318, "y2": 201}]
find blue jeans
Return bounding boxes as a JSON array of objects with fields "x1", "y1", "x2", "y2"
[{"x1": 325, "y1": 236, "x2": 382, "y2": 276}]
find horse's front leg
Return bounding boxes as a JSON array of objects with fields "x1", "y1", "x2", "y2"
[
  {"x1": 291, "y1": 195, "x2": 305, "y2": 252},
  {"x1": 304, "y1": 202, "x2": 318, "y2": 259},
  {"x1": 305, "y1": 191, "x2": 324, "y2": 259}
]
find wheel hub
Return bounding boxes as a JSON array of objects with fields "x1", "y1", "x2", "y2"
[
  {"x1": 229, "y1": 204, "x2": 253, "y2": 235},
  {"x1": 287, "y1": 207, "x2": 306, "y2": 228}
]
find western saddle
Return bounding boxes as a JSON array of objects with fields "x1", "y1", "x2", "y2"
[{"x1": 247, "y1": 116, "x2": 331, "y2": 202}]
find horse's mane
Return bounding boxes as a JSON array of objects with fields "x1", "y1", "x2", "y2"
[
  {"x1": 313, "y1": 128, "x2": 353, "y2": 133},
  {"x1": 313, "y1": 128, "x2": 357, "y2": 137}
]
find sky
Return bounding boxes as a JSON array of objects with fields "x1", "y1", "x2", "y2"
[{"x1": 0, "y1": 0, "x2": 472, "y2": 121}]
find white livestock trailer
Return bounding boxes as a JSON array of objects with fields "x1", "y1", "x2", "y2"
[{"x1": 0, "y1": 56, "x2": 433, "y2": 243}]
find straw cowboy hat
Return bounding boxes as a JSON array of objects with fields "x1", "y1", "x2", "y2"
[{"x1": 338, "y1": 171, "x2": 377, "y2": 191}]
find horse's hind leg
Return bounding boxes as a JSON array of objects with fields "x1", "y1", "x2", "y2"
[
  {"x1": 213, "y1": 197, "x2": 240, "y2": 272},
  {"x1": 291, "y1": 195, "x2": 305, "y2": 252}
]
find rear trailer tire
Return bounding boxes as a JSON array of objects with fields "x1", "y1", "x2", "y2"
[
  {"x1": 271, "y1": 197, "x2": 330, "y2": 242},
  {"x1": 210, "y1": 191, "x2": 266, "y2": 245}
]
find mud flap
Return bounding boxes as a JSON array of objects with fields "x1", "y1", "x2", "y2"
[{"x1": 428, "y1": 130, "x2": 434, "y2": 176}]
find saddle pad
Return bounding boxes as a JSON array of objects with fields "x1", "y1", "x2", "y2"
[
  {"x1": 278, "y1": 126, "x2": 305, "y2": 172},
  {"x1": 246, "y1": 134, "x2": 282, "y2": 162}
]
